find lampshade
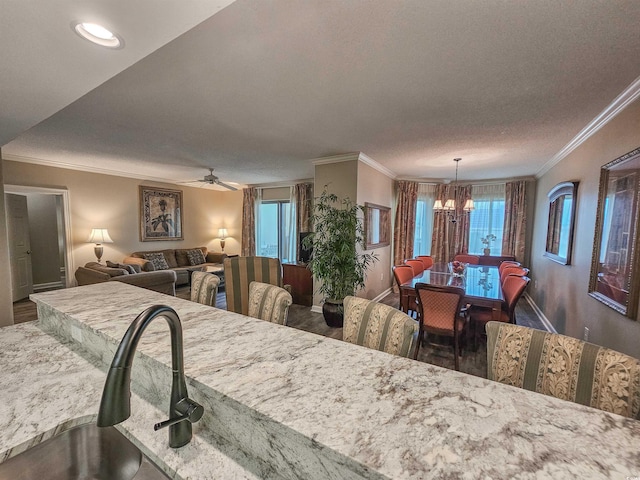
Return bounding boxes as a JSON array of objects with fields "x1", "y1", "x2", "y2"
[
  {"x1": 87, "y1": 228, "x2": 113, "y2": 244},
  {"x1": 463, "y1": 199, "x2": 475, "y2": 211},
  {"x1": 433, "y1": 200, "x2": 444, "y2": 210},
  {"x1": 218, "y1": 228, "x2": 228, "y2": 239},
  {"x1": 443, "y1": 199, "x2": 456, "y2": 211}
]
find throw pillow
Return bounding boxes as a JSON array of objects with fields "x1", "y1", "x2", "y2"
[
  {"x1": 143, "y1": 253, "x2": 169, "y2": 271},
  {"x1": 187, "y1": 248, "x2": 206, "y2": 266}
]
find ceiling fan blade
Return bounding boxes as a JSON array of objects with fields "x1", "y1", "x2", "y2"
[{"x1": 215, "y1": 180, "x2": 238, "y2": 191}]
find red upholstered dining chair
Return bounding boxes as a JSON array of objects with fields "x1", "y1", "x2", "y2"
[
  {"x1": 414, "y1": 283, "x2": 468, "y2": 370},
  {"x1": 500, "y1": 266, "x2": 529, "y2": 284},
  {"x1": 393, "y1": 265, "x2": 418, "y2": 317},
  {"x1": 416, "y1": 255, "x2": 434, "y2": 270},
  {"x1": 404, "y1": 259, "x2": 425, "y2": 277},
  {"x1": 471, "y1": 275, "x2": 530, "y2": 327},
  {"x1": 454, "y1": 254, "x2": 480, "y2": 264},
  {"x1": 498, "y1": 261, "x2": 520, "y2": 275}
]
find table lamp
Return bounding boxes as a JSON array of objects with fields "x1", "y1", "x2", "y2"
[
  {"x1": 218, "y1": 228, "x2": 228, "y2": 253},
  {"x1": 87, "y1": 228, "x2": 113, "y2": 263}
]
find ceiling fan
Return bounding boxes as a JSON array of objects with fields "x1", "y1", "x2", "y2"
[{"x1": 189, "y1": 168, "x2": 238, "y2": 191}]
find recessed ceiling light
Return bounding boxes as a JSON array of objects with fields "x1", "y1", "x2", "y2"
[{"x1": 72, "y1": 22, "x2": 123, "y2": 49}]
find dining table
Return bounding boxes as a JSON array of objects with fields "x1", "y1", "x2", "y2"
[{"x1": 399, "y1": 263, "x2": 504, "y2": 320}]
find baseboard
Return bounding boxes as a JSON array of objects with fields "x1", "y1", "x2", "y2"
[
  {"x1": 33, "y1": 281, "x2": 65, "y2": 293},
  {"x1": 310, "y1": 288, "x2": 393, "y2": 314},
  {"x1": 523, "y1": 292, "x2": 557, "y2": 333}
]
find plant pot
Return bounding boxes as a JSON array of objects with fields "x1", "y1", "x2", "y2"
[
  {"x1": 322, "y1": 299, "x2": 344, "y2": 328},
  {"x1": 483, "y1": 248, "x2": 491, "y2": 256}
]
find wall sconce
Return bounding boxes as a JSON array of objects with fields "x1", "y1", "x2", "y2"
[
  {"x1": 218, "y1": 228, "x2": 228, "y2": 253},
  {"x1": 87, "y1": 228, "x2": 113, "y2": 263},
  {"x1": 433, "y1": 158, "x2": 474, "y2": 223}
]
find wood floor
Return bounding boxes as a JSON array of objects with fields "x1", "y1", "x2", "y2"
[{"x1": 13, "y1": 285, "x2": 544, "y2": 379}]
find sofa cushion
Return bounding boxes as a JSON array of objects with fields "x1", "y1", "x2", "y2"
[
  {"x1": 187, "y1": 248, "x2": 206, "y2": 266},
  {"x1": 84, "y1": 262, "x2": 128, "y2": 277},
  {"x1": 106, "y1": 261, "x2": 137, "y2": 274},
  {"x1": 143, "y1": 253, "x2": 169, "y2": 271},
  {"x1": 176, "y1": 247, "x2": 207, "y2": 267}
]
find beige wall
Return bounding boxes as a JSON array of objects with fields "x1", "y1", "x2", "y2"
[
  {"x1": 0, "y1": 153, "x2": 14, "y2": 326},
  {"x1": 530, "y1": 97, "x2": 640, "y2": 356},
  {"x1": 357, "y1": 161, "x2": 394, "y2": 299},
  {"x1": 2, "y1": 160, "x2": 243, "y2": 281}
]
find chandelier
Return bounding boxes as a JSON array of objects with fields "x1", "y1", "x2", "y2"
[{"x1": 433, "y1": 158, "x2": 474, "y2": 222}]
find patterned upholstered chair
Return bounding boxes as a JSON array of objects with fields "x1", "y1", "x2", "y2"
[
  {"x1": 404, "y1": 259, "x2": 425, "y2": 277},
  {"x1": 471, "y1": 275, "x2": 530, "y2": 326},
  {"x1": 414, "y1": 283, "x2": 468, "y2": 370},
  {"x1": 224, "y1": 256, "x2": 286, "y2": 315},
  {"x1": 248, "y1": 281, "x2": 293, "y2": 325},
  {"x1": 343, "y1": 296, "x2": 419, "y2": 358},
  {"x1": 190, "y1": 271, "x2": 220, "y2": 307},
  {"x1": 499, "y1": 265, "x2": 529, "y2": 283},
  {"x1": 498, "y1": 260, "x2": 521, "y2": 275},
  {"x1": 486, "y1": 321, "x2": 640, "y2": 419},
  {"x1": 454, "y1": 254, "x2": 480, "y2": 264},
  {"x1": 392, "y1": 265, "x2": 418, "y2": 317}
]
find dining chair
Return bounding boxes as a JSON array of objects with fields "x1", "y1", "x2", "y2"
[
  {"x1": 471, "y1": 275, "x2": 530, "y2": 326},
  {"x1": 224, "y1": 256, "x2": 286, "y2": 315},
  {"x1": 247, "y1": 281, "x2": 293, "y2": 325},
  {"x1": 498, "y1": 261, "x2": 521, "y2": 275},
  {"x1": 190, "y1": 271, "x2": 220, "y2": 307},
  {"x1": 500, "y1": 266, "x2": 530, "y2": 283},
  {"x1": 393, "y1": 265, "x2": 418, "y2": 317},
  {"x1": 343, "y1": 296, "x2": 419, "y2": 358},
  {"x1": 404, "y1": 259, "x2": 425, "y2": 277},
  {"x1": 486, "y1": 321, "x2": 640, "y2": 420},
  {"x1": 416, "y1": 255, "x2": 434, "y2": 270},
  {"x1": 454, "y1": 254, "x2": 480, "y2": 264},
  {"x1": 414, "y1": 283, "x2": 467, "y2": 370}
]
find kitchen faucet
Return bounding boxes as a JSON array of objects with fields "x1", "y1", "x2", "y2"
[{"x1": 97, "y1": 305, "x2": 204, "y2": 448}]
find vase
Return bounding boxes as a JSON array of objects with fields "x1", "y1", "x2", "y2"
[
  {"x1": 322, "y1": 299, "x2": 344, "y2": 328},
  {"x1": 483, "y1": 248, "x2": 491, "y2": 256}
]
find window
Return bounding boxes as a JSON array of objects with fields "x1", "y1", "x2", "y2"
[
  {"x1": 413, "y1": 184, "x2": 437, "y2": 256},
  {"x1": 468, "y1": 184, "x2": 506, "y2": 255},
  {"x1": 257, "y1": 200, "x2": 295, "y2": 263}
]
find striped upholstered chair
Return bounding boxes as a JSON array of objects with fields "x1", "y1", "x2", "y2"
[
  {"x1": 486, "y1": 321, "x2": 640, "y2": 419},
  {"x1": 224, "y1": 256, "x2": 286, "y2": 315},
  {"x1": 248, "y1": 281, "x2": 293, "y2": 325},
  {"x1": 343, "y1": 296, "x2": 419, "y2": 358},
  {"x1": 190, "y1": 271, "x2": 220, "y2": 307}
]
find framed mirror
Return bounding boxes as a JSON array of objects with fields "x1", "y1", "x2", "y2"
[
  {"x1": 364, "y1": 202, "x2": 390, "y2": 249},
  {"x1": 544, "y1": 181, "x2": 578, "y2": 265},
  {"x1": 589, "y1": 147, "x2": 640, "y2": 318}
]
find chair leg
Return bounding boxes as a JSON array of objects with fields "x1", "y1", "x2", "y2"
[{"x1": 453, "y1": 335, "x2": 460, "y2": 371}]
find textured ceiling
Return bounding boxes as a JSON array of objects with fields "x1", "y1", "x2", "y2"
[{"x1": 4, "y1": 0, "x2": 640, "y2": 187}]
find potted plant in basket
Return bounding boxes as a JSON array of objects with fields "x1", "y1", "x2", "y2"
[
  {"x1": 481, "y1": 233, "x2": 497, "y2": 256},
  {"x1": 302, "y1": 188, "x2": 378, "y2": 327}
]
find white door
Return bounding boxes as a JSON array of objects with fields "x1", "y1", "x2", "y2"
[{"x1": 6, "y1": 194, "x2": 33, "y2": 301}]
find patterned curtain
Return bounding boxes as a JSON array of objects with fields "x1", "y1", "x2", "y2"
[
  {"x1": 295, "y1": 182, "x2": 313, "y2": 234},
  {"x1": 241, "y1": 187, "x2": 257, "y2": 256},
  {"x1": 393, "y1": 181, "x2": 419, "y2": 266},
  {"x1": 431, "y1": 184, "x2": 472, "y2": 263},
  {"x1": 502, "y1": 180, "x2": 527, "y2": 261}
]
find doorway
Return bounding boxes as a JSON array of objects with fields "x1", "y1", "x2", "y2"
[{"x1": 5, "y1": 186, "x2": 74, "y2": 301}]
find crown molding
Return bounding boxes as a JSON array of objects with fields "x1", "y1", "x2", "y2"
[
  {"x1": 536, "y1": 75, "x2": 640, "y2": 178},
  {"x1": 311, "y1": 152, "x2": 397, "y2": 179},
  {"x1": 248, "y1": 178, "x2": 314, "y2": 189}
]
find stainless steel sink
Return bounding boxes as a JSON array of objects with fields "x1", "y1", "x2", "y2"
[{"x1": 0, "y1": 423, "x2": 171, "y2": 480}]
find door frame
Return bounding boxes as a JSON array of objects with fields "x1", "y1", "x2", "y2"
[{"x1": 4, "y1": 185, "x2": 74, "y2": 288}]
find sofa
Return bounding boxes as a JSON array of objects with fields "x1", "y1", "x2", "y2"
[
  {"x1": 123, "y1": 247, "x2": 227, "y2": 286},
  {"x1": 75, "y1": 262, "x2": 177, "y2": 295}
]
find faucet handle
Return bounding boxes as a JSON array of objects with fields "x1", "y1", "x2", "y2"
[{"x1": 154, "y1": 398, "x2": 204, "y2": 431}]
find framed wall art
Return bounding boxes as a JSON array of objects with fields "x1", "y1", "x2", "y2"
[
  {"x1": 139, "y1": 186, "x2": 183, "y2": 241},
  {"x1": 364, "y1": 202, "x2": 390, "y2": 249}
]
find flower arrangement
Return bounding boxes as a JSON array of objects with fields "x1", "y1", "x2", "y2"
[{"x1": 481, "y1": 233, "x2": 497, "y2": 248}]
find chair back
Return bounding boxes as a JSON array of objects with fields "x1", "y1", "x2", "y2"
[
  {"x1": 224, "y1": 256, "x2": 284, "y2": 314},
  {"x1": 343, "y1": 296, "x2": 418, "y2": 358},
  {"x1": 190, "y1": 271, "x2": 220, "y2": 307},
  {"x1": 500, "y1": 266, "x2": 530, "y2": 283},
  {"x1": 416, "y1": 255, "x2": 434, "y2": 270},
  {"x1": 404, "y1": 259, "x2": 424, "y2": 277},
  {"x1": 454, "y1": 254, "x2": 480, "y2": 264},
  {"x1": 498, "y1": 260, "x2": 521, "y2": 274},
  {"x1": 486, "y1": 321, "x2": 640, "y2": 419},
  {"x1": 502, "y1": 275, "x2": 530, "y2": 322},
  {"x1": 248, "y1": 281, "x2": 293, "y2": 325},
  {"x1": 415, "y1": 283, "x2": 465, "y2": 334},
  {"x1": 392, "y1": 265, "x2": 414, "y2": 286}
]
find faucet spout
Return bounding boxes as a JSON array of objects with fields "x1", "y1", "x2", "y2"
[{"x1": 97, "y1": 305, "x2": 203, "y2": 448}]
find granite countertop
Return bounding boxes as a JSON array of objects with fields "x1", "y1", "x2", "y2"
[{"x1": 10, "y1": 282, "x2": 640, "y2": 479}]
